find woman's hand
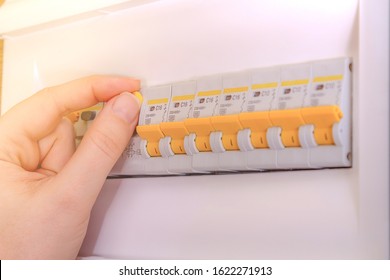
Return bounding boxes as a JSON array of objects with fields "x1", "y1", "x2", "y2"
[{"x1": 0, "y1": 75, "x2": 140, "y2": 259}]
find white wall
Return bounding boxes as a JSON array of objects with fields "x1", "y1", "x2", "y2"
[
  {"x1": 0, "y1": 0, "x2": 157, "y2": 36},
  {"x1": 1, "y1": 0, "x2": 388, "y2": 259}
]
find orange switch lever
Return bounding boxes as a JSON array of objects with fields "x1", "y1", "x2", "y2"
[
  {"x1": 160, "y1": 122, "x2": 189, "y2": 154},
  {"x1": 269, "y1": 109, "x2": 305, "y2": 147},
  {"x1": 184, "y1": 117, "x2": 214, "y2": 152},
  {"x1": 238, "y1": 111, "x2": 273, "y2": 148},
  {"x1": 210, "y1": 115, "x2": 242, "y2": 151},
  {"x1": 301, "y1": 105, "x2": 343, "y2": 145},
  {"x1": 136, "y1": 124, "x2": 164, "y2": 156}
]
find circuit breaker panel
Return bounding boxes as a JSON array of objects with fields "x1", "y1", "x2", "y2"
[{"x1": 110, "y1": 57, "x2": 352, "y2": 176}]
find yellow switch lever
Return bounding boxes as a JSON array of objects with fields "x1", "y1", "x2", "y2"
[
  {"x1": 184, "y1": 117, "x2": 214, "y2": 152},
  {"x1": 210, "y1": 115, "x2": 242, "y2": 150},
  {"x1": 160, "y1": 122, "x2": 189, "y2": 154},
  {"x1": 301, "y1": 105, "x2": 343, "y2": 145},
  {"x1": 133, "y1": 91, "x2": 143, "y2": 104},
  {"x1": 239, "y1": 111, "x2": 272, "y2": 148},
  {"x1": 269, "y1": 109, "x2": 305, "y2": 147},
  {"x1": 136, "y1": 124, "x2": 164, "y2": 156}
]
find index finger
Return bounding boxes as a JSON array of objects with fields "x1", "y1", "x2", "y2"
[{"x1": 0, "y1": 75, "x2": 140, "y2": 140}]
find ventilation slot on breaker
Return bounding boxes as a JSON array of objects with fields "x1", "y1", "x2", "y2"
[{"x1": 111, "y1": 57, "x2": 352, "y2": 176}]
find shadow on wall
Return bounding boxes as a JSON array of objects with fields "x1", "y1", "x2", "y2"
[{"x1": 78, "y1": 178, "x2": 122, "y2": 258}]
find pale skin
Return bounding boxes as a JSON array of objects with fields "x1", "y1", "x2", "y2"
[{"x1": 0, "y1": 76, "x2": 141, "y2": 259}]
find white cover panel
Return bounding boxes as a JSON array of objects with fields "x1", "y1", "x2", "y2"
[{"x1": 1, "y1": 0, "x2": 389, "y2": 259}]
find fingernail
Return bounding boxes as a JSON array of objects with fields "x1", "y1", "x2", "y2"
[{"x1": 112, "y1": 92, "x2": 140, "y2": 123}]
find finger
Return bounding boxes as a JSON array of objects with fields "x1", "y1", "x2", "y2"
[
  {"x1": 38, "y1": 119, "x2": 76, "y2": 175},
  {"x1": 54, "y1": 92, "x2": 141, "y2": 208},
  {"x1": 0, "y1": 75, "x2": 140, "y2": 141},
  {"x1": 0, "y1": 75, "x2": 139, "y2": 171}
]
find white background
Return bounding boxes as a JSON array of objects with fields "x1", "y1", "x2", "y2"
[
  {"x1": 2, "y1": 260, "x2": 390, "y2": 280},
  {"x1": 1, "y1": 0, "x2": 389, "y2": 259}
]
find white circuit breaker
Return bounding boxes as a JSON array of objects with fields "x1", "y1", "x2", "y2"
[{"x1": 110, "y1": 57, "x2": 352, "y2": 176}]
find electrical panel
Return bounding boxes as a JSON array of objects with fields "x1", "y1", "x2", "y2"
[
  {"x1": 72, "y1": 103, "x2": 104, "y2": 146},
  {"x1": 110, "y1": 57, "x2": 352, "y2": 176}
]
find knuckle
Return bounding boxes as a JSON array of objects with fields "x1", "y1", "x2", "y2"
[{"x1": 88, "y1": 128, "x2": 121, "y2": 161}]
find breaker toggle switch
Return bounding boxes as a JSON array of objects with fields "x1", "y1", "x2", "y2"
[
  {"x1": 184, "y1": 117, "x2": 215, "y2": 152},
  {"x1": 266, "y1": 126, "x2": 285, "y2": 150},
  {"x1": 136, "y1": 124, "x2": 165, "y2": 157},
  {"x1": 269, "y1": 109, "x2": 305, "y2": 147},
  {"x1": 237, "y1": 129, "x2": 254, "y2": 152},
  {"x1": 210, "y1": 115, "x2": 242, "y2": 151},
  {"x1": 300, "y1": 105, "x2": 343, "y2": 145},
  {"x1": 210, "y1": 131, "x2": 226, "y2": 153},
  {"x1": 298, "y1": 124, "x2": 318, "y2": 148},
  {"x1": 238, "y1": 111, "x2": 273, "y2": 149},
  {"x1": 160, "y1": 122, "x2": 189, "y2": 154},
  {"x1": 158, "y1": 136, "x2": 175, "y2": 158},
  {"x1": 184, "y1": 133, "x2": 199, "y2": 155}
]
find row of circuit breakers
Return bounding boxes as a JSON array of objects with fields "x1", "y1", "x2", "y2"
[{"x1": 110, "y1": 57, "x2": 352, "y2": 176}]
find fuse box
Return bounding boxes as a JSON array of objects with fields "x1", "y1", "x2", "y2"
[
  {"x1": 110, "y1": 57, "x2": 352, "y2": 176},
  {"x1": 72, "y1": 103, "x2": 104, "y2": 146}
]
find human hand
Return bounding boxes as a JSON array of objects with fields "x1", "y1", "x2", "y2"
[{"x1": 0, "y1": 76, "x2": 141, "y2": 259}]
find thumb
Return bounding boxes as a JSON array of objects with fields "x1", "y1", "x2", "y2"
[{"x1": 56, "y1": 92, "x2": 141, "y2": 206}]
